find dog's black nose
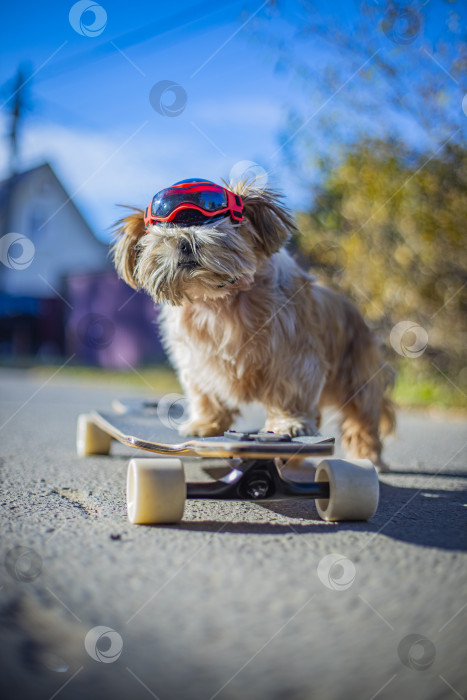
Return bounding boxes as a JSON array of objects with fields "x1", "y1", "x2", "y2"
[{"x1": 178, "y1": 239, "x2": 197, "y2": 267}]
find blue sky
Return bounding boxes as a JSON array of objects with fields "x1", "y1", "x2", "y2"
[{"x1": 0, "y1": 0, "x2": 465, "y2": 241}]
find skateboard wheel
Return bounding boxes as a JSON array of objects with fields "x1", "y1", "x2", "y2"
[
  {"x1": 127, "y1": 458, "x2": 186, "y2": 525},
  {"x1": 314, "y1": 459, "x2": 379, "y2": 521},
  {"x1": 77, "y1": 414, "x2": 112, "y2": 456}
]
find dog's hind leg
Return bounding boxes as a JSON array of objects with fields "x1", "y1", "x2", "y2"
[
  {"x1": 340, "y1": 400, "x2": 383, "y2": 465},
  {"x1": 338, "y1": 375, "x2": 395, "y2": 471}
]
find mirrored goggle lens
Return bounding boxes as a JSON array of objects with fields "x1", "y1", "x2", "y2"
[{"x1": 152, "y1": 188, "x2": 228, "y2": 217}]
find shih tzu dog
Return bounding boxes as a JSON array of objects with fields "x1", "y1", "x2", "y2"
[{"x1": 113, "y1": 178, "x2": 395, "y2": 468}]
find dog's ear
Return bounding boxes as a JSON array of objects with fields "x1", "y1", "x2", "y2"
[
  {"x1": 112, "y1": 208, "x2": 146, "y2": 289},
  {"x1": 230, "y1": 182, "x2": 298, "y2": 256}
]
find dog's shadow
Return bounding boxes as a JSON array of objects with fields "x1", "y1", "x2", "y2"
[{"x1": 175, "y1": 465, "x2": 467, "y2": 551}]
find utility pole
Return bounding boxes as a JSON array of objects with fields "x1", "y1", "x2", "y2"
[
  {"x1": 0, "y1": 64, "x2": 31, "y2": 294},
  {"x1": 1, "y1": 65, "x2": 31, "y2": 240},
  {"x1": 6, "y1": 65, "x2": 30, "y2": 177}
]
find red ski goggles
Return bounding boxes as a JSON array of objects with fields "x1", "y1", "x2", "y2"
[{"x1": 144, "y1": 179, "x2": 243, "y2": 228}]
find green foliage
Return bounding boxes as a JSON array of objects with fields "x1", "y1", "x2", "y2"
[
  {"x1": 259, "y1": 1, "x2": 467, "y2": 178},
  {"x1": 393, "y1": 364, "x2": 467, "y2": 411},
  {"x1": 31, "y1": 364, "x2": 181, "y2": 393},
  {"x1": 295, "y1": 138, "x2": 467, "y2": 401}
]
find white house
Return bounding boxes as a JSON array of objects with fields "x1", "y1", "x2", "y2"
[
  {"x1": 0, "y1": 163, "x2": 163, "y2": 365},
  {"x1": 0, "y1": 162, "x2": 109, "y2": 298}
]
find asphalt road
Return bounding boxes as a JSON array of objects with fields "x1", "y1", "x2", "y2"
[{"x1": 1, "y1": 368, "x2": 466, "y2": 700}]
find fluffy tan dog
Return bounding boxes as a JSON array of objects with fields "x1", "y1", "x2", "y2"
[{"x1": 113, "y1": 180, "x2": 395, "y2": 468}]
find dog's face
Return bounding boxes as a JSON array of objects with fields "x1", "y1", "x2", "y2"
[
  {"x1": 133, "y1": 217, "x2": 258, "y2": 305},
  {"x1": 113, "y1": 182, "x2": 297, "y2": 305}
]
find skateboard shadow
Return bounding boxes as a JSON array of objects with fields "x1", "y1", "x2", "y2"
[
  {"x1": 109, "y1": 458, "x2": 466, "y2": 549},
  {"x1": 176, "y1": 480, "x2": 467, "y2": 551},
  {"x1": 364, "y1": 480, "x2": 467, "y2": 551},
  {"x1": 175, "y1": 518, "x2": 338, "y2": 535},
  {"x1": 382, "y1": 469, "x2": 467, "y2": 479}
]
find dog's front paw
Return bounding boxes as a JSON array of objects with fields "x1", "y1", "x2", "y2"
[
  {"x1": 263, "y1": 417, "x2": 318, "y2": 437},
  {"x1": 179, "y1": 419, "x2": 224, "y2": 438}
]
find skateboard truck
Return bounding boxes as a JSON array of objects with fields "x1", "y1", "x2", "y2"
[
  {"x1": 123, "y1": 454, "x2": 379, "y2": 526},
  {"x1": 187, "y1": 459, "x2": 330, "y2": 501}
]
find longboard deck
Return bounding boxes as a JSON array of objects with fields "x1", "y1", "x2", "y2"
[{"x1": 92, "y1": 400, "x2": 335, "y2": 459}]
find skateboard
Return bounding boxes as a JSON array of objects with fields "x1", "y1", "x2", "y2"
[{"x1": 77, "y1": 399, "x2": 379, "y2": 525}]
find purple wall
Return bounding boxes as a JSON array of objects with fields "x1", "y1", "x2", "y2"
[{"x1": 66, "y1": 270, "x2": 166, "y2": 368}]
